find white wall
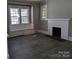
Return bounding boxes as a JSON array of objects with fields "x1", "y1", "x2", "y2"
[{"x1": 47, "y1": 0, "x2": 72, "y2": 18}]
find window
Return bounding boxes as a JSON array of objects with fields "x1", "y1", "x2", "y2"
[
  {"x1": 21, "y1": 9, "x2": 29, "y2": 24},
  {"x1": 10, "y1": 8, "x2": 20, "y2": 24},
  {"x1": 41, "y1": 5, "x2": 47, "y2": 19},
  {"x1": 9, "y1": 5, "x2": 31, "y2": 25}
]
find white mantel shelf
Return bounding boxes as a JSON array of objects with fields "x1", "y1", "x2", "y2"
[{"x1": 47, "y1": 18, "x2": 70, "y2": 21}]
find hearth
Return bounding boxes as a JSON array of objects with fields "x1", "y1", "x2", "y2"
[{"x1": 52, "y1": 27, "x2": 61, "y2": 40}]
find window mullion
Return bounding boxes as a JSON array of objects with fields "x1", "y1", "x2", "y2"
[{"x1": 19, "y1": 8, "x2": 21, "y2": 24}]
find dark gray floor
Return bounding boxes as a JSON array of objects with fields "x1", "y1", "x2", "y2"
[{"x1": 8, "y1": 33, "x2": 72, "y2": 59}]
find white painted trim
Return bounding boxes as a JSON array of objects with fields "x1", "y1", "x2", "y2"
[
  {"x1": 8, "y1": 29, "x2": 35, "y2": 37},
  {"x1": 69, "y1": 36, "x2": 72, "y2": 41},
  {"x1": 8, "y1": 1, "x2": 32, "y2": 5},
  {"x1": 46, "y1": 18, "x2": 70, "y2": 21},
  {"x1": 10, "y1": 28, "x2": 34, "y2": 32},
  {"x1": 7, "y1": 53, "x2": 9, "y2": 59}
]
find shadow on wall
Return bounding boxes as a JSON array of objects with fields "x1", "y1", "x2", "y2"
[{"x1": 69, "y1": 18, "x2": 72, "y2": 37}]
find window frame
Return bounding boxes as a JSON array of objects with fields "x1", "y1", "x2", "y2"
[
  {"x1": 8, "y1": 4, "x2": 31, "y2": 25},
  {"x1": 10, "y1": 7, "x2": 20, "y2": 25},
  {"x1": 20, "y1": 8, "x2": 30, "y2": 24},
  {"x1": 41, "y1": 4, "x2": 47, "y2": 20}
]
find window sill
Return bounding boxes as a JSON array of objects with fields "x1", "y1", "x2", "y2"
[
  {"x1": 10, "y1": 28, "x2": 34, "y2": 32},
  {"x1": 10, "y1": 23, "x2": 30, "y2": 26}
]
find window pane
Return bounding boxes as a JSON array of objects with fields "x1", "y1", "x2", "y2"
[
  {"x1": 21, "y1": 16, "x2": 29, "y2": 23},
  {"x1": 10, "y1": 8, "x2": 19, "y2": 16},
  {"x1": 21, "y1": 9, "x2": 29, "y2": 16},
  {"x1": 11, "y1": 16, "x2": 19, "y2": 24},
  {"x1": 21, "y1": 9, "x2": 29, "y2": 24},
  {"x1": 10, "y1": 8, "x2": 20, "y2": 24}
]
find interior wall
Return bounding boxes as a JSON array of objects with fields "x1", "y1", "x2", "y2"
[
  {"x1": 39, "y1": 2, "x2": 48, "y2": 31},
  {"x1": 68, "y1": 18, "x2": 72, "y2": 37},
  {"x1": 7, "y1": 5, "x2": 10, "y2": 34},
  {"x1": 33, "y1": 4, "x2": 40, "y2": 30},
  {"x1": 47, "y1": 0, "x2": 72, "y2": 18},
  {"x1": 39, "y1": 20, "x2": 48, "y2": 31}
]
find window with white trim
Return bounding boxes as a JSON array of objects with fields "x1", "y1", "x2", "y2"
[
  {"x1": 21, "y1": 9, "x2": 29, "y2": 24},
  {"x1": 10, "y1": 8, "x2": 20, "y2": 24},
  {"x1": 9, "y1": 5, "x2": 31, "y2": 25},
  {"x1": 41, "y1": 5, "x2": 47, "y2": 19}
]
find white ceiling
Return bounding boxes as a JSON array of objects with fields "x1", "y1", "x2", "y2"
[
  {"x1": 8, "y1": 0, "x2": 47, "y2": 4},
  {"x1": 25, "y1": 0, "x2": 43, "y2": 1},
  {"x1": 28, "y1": 0, "x2": 47, "y2": 1},
  {"x1": 8, "y1": 0, "x2": 46, "y2": 2}
]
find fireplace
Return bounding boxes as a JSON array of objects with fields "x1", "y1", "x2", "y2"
[{"x1": 52, "y1": 27, "x2": 61, "y2": 40}]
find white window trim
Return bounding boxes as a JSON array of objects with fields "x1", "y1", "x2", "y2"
[
  {"x1": 8, "y1": 5, "x2": 31, "y2": 25},
  {"x1": 41, "y1": 4, "x2": 47, "y2": 20}
]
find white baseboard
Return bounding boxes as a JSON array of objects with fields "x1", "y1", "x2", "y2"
[
  {"x1": 8, "y1": 29, "x2": 35, "y2": 38},
  {"x1": 68, "y1": 36, "x2": 72, "y2": 41}
]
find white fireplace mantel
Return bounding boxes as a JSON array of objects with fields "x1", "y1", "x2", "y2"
[{"x1": 47, "y1": 18, "x2": 70, "y2": 40}]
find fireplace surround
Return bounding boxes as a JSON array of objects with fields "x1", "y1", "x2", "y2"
[{"x1": 48, "y1": 18, "x2": 69, "y2": 40}]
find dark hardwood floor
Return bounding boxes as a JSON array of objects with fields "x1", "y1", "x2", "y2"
[{"x1": 8, "y1": 33, "x2": 72, "y2": 59}]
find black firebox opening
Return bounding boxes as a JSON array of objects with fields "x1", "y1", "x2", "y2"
[{"x1": 52, "y1": 27, "x2": 61, "y2": 40}]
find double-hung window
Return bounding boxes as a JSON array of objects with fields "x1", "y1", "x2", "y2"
[
  {"x1": 10, "y1": 8, "x2": 20, "y2": 24},
  {"x1": 9, "y1": 5, "x2": 31, "y2": 25},
  {"x1": 21, "y1": 9, "x2": 29, "y2": 24},
  {"x1": 41, "y1": 5, "x2": 47, "y2": 19}
]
